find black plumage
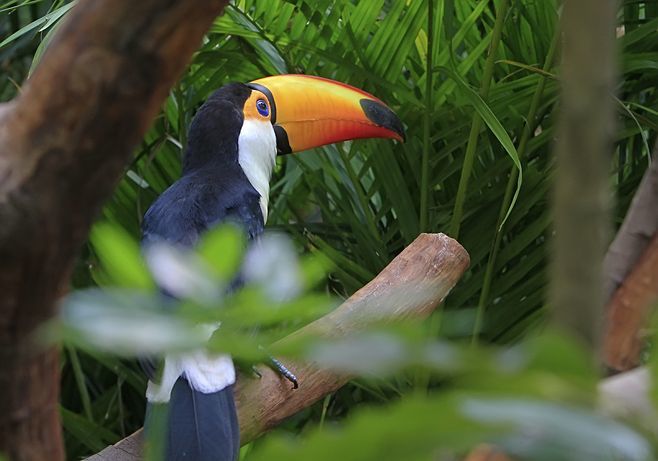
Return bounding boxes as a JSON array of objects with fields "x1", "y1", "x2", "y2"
[
  {"x1": 143, "y1": 84, "x2": 264, "y2": 248},
  {"x1": 145, "y1": 381, "x2": 239, "y2": 461},
  {"x1": 142, "y1": 83, "x2": 263, "y2": 461}
]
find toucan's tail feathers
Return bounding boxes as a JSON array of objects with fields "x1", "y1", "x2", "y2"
[{"x1": 145, "y1": 377, "x2": 239, "y2": 461}]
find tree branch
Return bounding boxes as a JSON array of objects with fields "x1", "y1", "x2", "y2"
[
  {"x1": 0, "y1": 1, "x2": 229, "y2": 459},
  {"x1": 603, "y1": 143, "x2": 658, "y2": 371},
  {"x1": 603, "y1": 232, "x2": 658, "y2": 371},
  {"x1": 87, "y1": 232, "x2": 470, "y2": 460},
  {"x1": 603, "y1": 143, "x2": 658, "y2": 303}
]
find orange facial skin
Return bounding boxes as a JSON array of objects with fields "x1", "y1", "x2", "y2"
[
  {"x1": 248, "y1": 74, "x2": 404, "y2": 154},
  {"x1": 242, "y1": 89, "x2": 272, "y2": 122}
]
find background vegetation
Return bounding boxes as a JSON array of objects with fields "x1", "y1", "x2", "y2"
[{"x1": 1, "y1": 0, "x2": 657, "y2": 459}]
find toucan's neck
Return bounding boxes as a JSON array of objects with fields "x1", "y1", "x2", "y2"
[
  {"x1": 183, "y1": 117, "x2": 277, "y2": 222},
  {"x1": 236, "y1": 119, "x2": 277, "y2": 221},
  {"x1": 181, "y1": 85, "x2": 277, "y2": 221},
  {"x1": 182, "y1": 142, "x2": 236, "y2": 177},
  {"x1": 182, "y1": 98, "x2": 244, "y2": 175}
]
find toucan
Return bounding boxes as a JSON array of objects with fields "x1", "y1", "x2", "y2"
[{"x1": 141, "y1": 74, "x2": 404, "y2": 461}]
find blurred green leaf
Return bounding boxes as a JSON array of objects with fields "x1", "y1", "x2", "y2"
[
  {"x1": 89, "y1": 223, "x2": 154, "y2": 290},
  {"x1": 197, "y1": 225, "x2": 246, "y2": 280},
  {"x1": 249, "y1": 393, "x2": 497, "y2": 461},
  {"x1": 463, "y1": 398, "x2": 651, "y2": 461}
]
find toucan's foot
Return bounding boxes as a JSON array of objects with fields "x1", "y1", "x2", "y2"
[{"x1": 268, "y1": 356, "x2": 299, "y2": 389}]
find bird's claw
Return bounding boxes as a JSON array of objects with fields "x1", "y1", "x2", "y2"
[{"x1": 268, "y1": 356, "x2": 299, "y2": 389}]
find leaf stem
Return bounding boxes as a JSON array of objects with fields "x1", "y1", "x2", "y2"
[
  {"x1": 472, "y1": 29, "x2": 559, "y2": 343},
  {"x1": 448, "y1": 0, "x2": 509, "y2": 239},
  {"x1": 67, "y1": 347, "x2": 94, "y2": 422},
  {"x1": 419, "y1": 0, "x2": 434, "y2": 232}
]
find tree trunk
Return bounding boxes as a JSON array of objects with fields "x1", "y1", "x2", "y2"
[
  {"x1": 550, "y1": 0, "x2": 617, "y2": 352},
  {"x1": 0, "y1": 1, "x2": 229, "y2": 459}
]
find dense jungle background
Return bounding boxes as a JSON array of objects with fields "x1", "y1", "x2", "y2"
[{"x1": 1, "y1": 1, "x2": 657, "y2": 460}]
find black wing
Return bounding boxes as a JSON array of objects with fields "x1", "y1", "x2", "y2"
[{"x1": 142, "y1": 167, "x2": 264, "y2": 248}]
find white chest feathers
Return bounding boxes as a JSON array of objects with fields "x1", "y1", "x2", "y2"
[{"x1": 237, "y1": 119, "x2": 277, "y2": 222}]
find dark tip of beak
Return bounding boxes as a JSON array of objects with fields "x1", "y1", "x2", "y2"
[{"x1": 360, "y1": 99, "x2": 406, "y2": 142}]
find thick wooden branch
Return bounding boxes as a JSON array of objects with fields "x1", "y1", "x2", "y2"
[
  {"x1": 602, "y1": 143, "x2": 658, "y2": 371},
  {"x1": 0, "y1": 2, "x2": 229, "y2": 459},
  {"x1": 238, "y1": 233, "x2": 469, "y2": 441},
  {"x1": 603, "y1": 144, "x2": 658, "y2": 303},
  {"x1": 604, "y1": 232, "x2": 658, "y2": 370},
  {"x1": 88, "y1": 232, "x2": 470, "y2": 460}
]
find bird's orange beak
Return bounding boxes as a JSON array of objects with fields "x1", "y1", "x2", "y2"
[{"x1": 248, "y1": 74, "x2": 404, "y2": 154}]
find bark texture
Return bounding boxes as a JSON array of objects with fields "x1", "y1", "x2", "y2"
[
  {"x1": 603, "y1": 143, "x2": 658, "y2": 302},
  {"x1": 87, "y1": 232, "x2": 470, "y2": 460},
  {"x1": 0, "y1": 1, "x2": 229, "y2": 459},
  {"x1": 602, "y1": 144, "x2": 658, "y2": 371},
  {"x1": 604, "y1": 232, "x2": 658, "y2": 370}
]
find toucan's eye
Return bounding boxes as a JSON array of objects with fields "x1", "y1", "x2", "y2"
[{"x1": 256, "y1": 99, "x2": 269, "y2": 117}]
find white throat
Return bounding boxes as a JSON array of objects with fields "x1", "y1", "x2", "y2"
[{"x1": 237, "y1": 119, "x2": 277, "y2": 222}]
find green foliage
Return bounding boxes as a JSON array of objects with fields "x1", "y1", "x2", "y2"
[
  {"x1": 60, "y1": 224, "x2": 333, "y2": 359},
  {"x1": 2, "y1": 0, "x2": 658, "y2": 459},
  {"x1": 90, "y1": 223, "x2": 155, "y2": 289},
  {"x1": 197, "y1": 225, "x2": 246, "y2": 281},
  {"x1": 250, "y1": 395, "x2": 650, "y2": 461}
]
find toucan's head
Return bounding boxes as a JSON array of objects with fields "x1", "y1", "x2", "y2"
[
  {"x1": 184, "y1": 74, "x2": 404, "y2": 166},
  {"x1": 183, "y1": 75, "x2": 404, "y2": 218},
  {"x1": 246, "y1": 74, "x2": 405, "y2": 154}
]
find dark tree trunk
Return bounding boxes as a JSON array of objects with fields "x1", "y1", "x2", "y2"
[
  {"x1": 550, "y1": 0, "x2": 617, "y2": 352},
  {"x1": 0, "y1": 1, "x2": 229, "y2": 459}
]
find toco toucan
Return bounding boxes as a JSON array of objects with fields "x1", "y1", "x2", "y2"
[{"x1": 141, "y1": 74, "x2": 404, "y2": 461}]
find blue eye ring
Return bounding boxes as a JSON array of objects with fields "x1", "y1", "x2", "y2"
[{"x1": 256, "y1": 99, "x2": 269, "y2": 117}]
